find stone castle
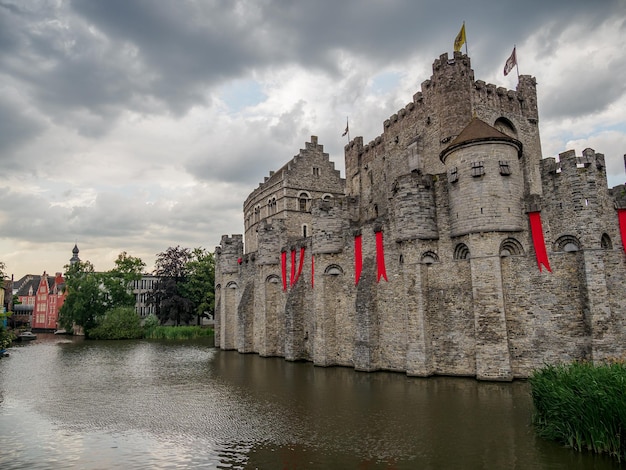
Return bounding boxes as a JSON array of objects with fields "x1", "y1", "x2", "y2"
[{"x1": 214, "y1": 51, "x2": 626, "y2": 380}]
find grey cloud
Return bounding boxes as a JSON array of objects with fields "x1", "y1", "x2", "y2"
[
  {"x1": 0, "y1": 97, "x2": 45, "y2": 159},
  {"x1": 3, "y1": 0, "x2": 623, "y2": 125}
]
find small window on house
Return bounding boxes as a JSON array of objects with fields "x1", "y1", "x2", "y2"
[
  {"x1": 448, "y1": 167, "x2": 458, "y2": 183},
  {"x1": 302, "y1": 224, "x2": 308, "y2": 238},
  {"x1": 499, "y1": 161, "x2": 511, "y2": 176},
  {"x1": 313, "y1": 167, "x2": 320, "y2": 176},
  {"x1": 471, "y1": 161, "x2": 484, "y2": 177}
]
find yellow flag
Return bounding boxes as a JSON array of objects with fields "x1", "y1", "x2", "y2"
[{"x1": 454, "y1": 23, "x2": 466, "y2": 52}]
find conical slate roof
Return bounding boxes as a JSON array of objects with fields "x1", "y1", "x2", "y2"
[{"x1": 440, "y1": 117, "x2": 522, "y2": 163}]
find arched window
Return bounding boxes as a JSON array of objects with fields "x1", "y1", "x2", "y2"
[
  {"x1": 499, "y1": 238, "x2": 524, "y2": 257},
  {"x1": 298, "y1": 192, "x2": 310, "y2": 211},
  {"x1": 494, "y1": 117, "x2": 517, "y2": 138},
  {"x1": 265, "y1": 275, "x2": 280, "y2": 284},
  {"x1": 321, "y1": 193, "x2": 333, "y2": 202},
  {"x1": 324, "y1": 264, "x2": 343, "y2": 276},
  {"x1": 302, "y1": 224, "x2": 308, "y2": 238},
  {"x1": 554, "y1": 235, "x2": 581, "y2": 253},
  {"x1": 454, "y1": 243, "x2": 470, "y2": 260},
  {"x1": 268, "y1": 197, "x2": 277, "y2": 215},
  {"x1": 421, "y1": 251, "x2": 439, "y2": 264},
  {"x1": 601, "y1": 233, "x2": 612, "y2": 250}
]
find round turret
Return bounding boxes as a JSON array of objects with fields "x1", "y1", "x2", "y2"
[{"x1": 441, "y1": 118, "x2": 524, "y2": 237}]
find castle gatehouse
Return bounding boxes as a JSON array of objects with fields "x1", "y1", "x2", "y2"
[{"x1": 214, "y1": 51, "x2": 626, "y2": 380}]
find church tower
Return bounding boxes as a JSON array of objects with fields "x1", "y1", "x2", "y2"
[{"x1": 69, "y1": 244, "x2": 80, "y2": 265}]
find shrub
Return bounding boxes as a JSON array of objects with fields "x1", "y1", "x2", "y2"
[
  {"x1": 143, "y1": 325, "x2": 213, "y2": 340},
  {"x1": 89, "y1": 307, "x2": 144, "y2": 340},
  {"x1": 1, "y1": 326, "x2": 16, "y2": 350},
  {"x1": 530, "y1": 361, "x2": 626, "y2": 461}
]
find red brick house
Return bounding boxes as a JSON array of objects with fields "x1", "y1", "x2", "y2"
[{"x1": 16, "y1": 272, "x2": 67, "y2": 331}]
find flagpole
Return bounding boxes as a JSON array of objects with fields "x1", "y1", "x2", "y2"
[{"x1": 347, "y1": 116, "x2": 350, "y2": 141}]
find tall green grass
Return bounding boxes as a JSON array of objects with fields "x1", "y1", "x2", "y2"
[
  {"x1": 143, "y1": 325, "x2": 214, "y2": 340},
  {"x1": 529, "y1": 361, "x2": 626, "y2": 461}
]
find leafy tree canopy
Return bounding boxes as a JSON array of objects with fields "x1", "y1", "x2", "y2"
[
  {"x1": 58, "y1": 260, "x2": 107, "y2": 335},
  {"x1": 102, "y1": 251, "x2": 146, "y2": 308},
  {"x1": 59, "y1": 253, "x2": 145, "y2": 337},
  {"x1": 182, "y1": 248, "x2": 215, "y2": 322},
  {"x1": 149, "y1": 246, "x2": 214, "y2": 326}
]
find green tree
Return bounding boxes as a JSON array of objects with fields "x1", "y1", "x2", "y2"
[
  {"x1": 102, "y1": 252, "x2": 145, "y2": 308},
  {"x1": 58, "y1": 260, "x2": 108, "y2": 336},
  {"x1": 59, "y1": 253, "x2": 145, "y2": 337},
  {"x1": 89, "y1": 306, "x2": 143, "y2": 340},
  {"x1": 182, "y1": 248, "x2": 215, "y2": 325},
  {"x1": 149, "y1": 246, "x2": 194, "y2": 325}
]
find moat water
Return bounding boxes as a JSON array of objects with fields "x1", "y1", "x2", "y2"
[{"x1": 0, "y1": 334, "x2": 620, "y2": 469}]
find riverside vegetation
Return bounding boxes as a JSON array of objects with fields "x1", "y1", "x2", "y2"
[
  {"x1": 83, "y1": 308, "x2": 213, "y2": 341},
  {"x1": 530, "y1": 361, "x2": 626, "y2": 462},
  {"x1": 57, "y1": 246, "x2": 214, "y2": 339}
]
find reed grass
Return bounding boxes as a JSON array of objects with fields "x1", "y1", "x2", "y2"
[
  {"x1": 143, "y1": 325, "x2": 214, "y2": 340},
  {"x1": 529, "y1": 361, "x2": 626, "y2": 461}
]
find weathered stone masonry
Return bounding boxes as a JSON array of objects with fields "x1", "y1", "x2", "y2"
[{"x1": 215, "y1": 51, "x2": 626, "y2": 380}]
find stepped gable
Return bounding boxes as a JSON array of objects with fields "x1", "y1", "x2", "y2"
[{"x1": 440, "y1": 117, "x2": 522, "y2": 162}]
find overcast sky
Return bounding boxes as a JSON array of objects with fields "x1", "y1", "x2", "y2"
[{"x1": 1, "y1": 0, "x2": 625, "y2": 279}]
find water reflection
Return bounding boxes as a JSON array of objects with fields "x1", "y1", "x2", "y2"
[{"x1": 0, "y1": 334, "x2": 620, "y2": 469}]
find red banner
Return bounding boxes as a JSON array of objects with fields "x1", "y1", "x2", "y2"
[
  {"x1": 528, "y1": 212, "x2": 552, "y2": 272},
  {"x1": 311, "y1": 255, "x2": 315, "y2": 288},
  {"x1": 376, "y1": 231, "x2": 388, "y2": 282},
  {"x1": 354, "y1": 234, "x2": 362, "y2": 285},
  {"x1": 618, "y1": 209, "x2": 626, "y2": 254},
  {"x1": 281, "y1": 251, "x2": 287, "y2": 291},
  {"x1": 295, "y1": 246, "x2": 305, "y2": 283},
  {"x1": 290, "y1": 249, "x2": 296, "y2": 286}
]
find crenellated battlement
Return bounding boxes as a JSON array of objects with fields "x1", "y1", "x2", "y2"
[{"x1": 541, "y1": 148, "x2": 607, "y2": 178}]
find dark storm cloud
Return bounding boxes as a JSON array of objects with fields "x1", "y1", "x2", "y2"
[{"x1": 3, "y1": 0, "x2": 624, "y2": 128}]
